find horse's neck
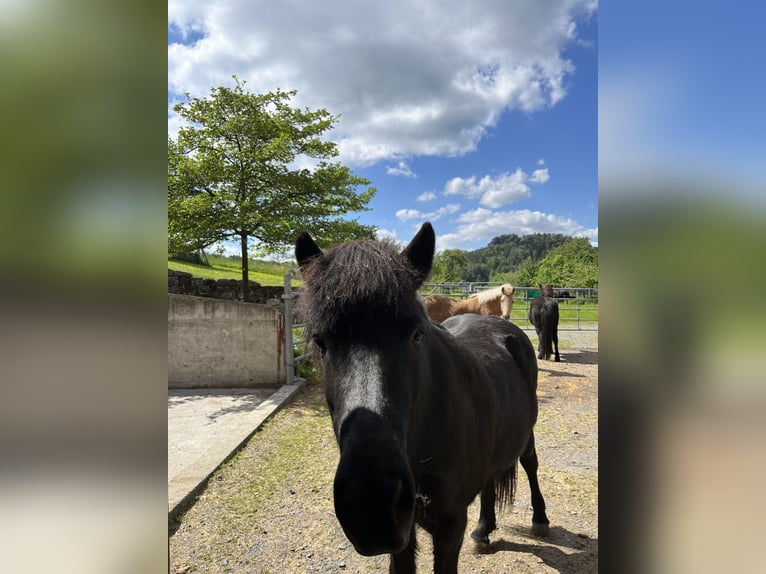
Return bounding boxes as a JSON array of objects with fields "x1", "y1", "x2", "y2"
[{"x1": 420, "y1": 325, "x2": 482, "y2": 391}]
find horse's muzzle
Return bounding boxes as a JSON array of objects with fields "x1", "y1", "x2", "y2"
[{"x1": 333, "y1": 409, "x2": 415, "y2": 555}]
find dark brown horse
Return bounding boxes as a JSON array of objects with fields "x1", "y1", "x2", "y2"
[
  {"x1": 423, "y1": 284, "x2": 514, "y2": 324},
  {"x1": 528, "y1": 283, "x2": 560, "y2": 361},
  {"x1": 295, "y1": 223, "x2": 549, "y2": 574}
]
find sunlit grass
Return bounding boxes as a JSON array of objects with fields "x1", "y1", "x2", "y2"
[
  {"x1": 509, "y1": 298, "x2": 598, "y2": 330},
  {"x1": 168, "y1": 254, "x2": 301, "y2": 287}
]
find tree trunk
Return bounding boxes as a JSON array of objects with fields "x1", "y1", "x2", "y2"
[{"x1": 240, "y1": 232, "x2": 251, "y2": 302}]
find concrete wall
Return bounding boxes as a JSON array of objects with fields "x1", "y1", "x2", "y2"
[{"x1": 168, "y1": 294, "x2": 286, "y2": 388}]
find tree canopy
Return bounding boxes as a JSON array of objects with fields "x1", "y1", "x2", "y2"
[
  {"x1": 531, "y1": 237, "x2": 598, "y2": 288},
  {"x1": 168, "y1": 79, "x2": 376, "y2": 299},
  {"x1": 429, "y1": 249, "x2": 469, "y2": 283}
]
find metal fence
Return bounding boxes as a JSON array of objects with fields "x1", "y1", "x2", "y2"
[{"x1": 283, "y1": 276, "x2": 598, "y2": 383}]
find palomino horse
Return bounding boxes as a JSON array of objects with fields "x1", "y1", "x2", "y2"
[
  {"x1": 528, "y1": 283, "x2": 560, "y2": 361},
  {"x1": 295, "y1": 223, "x2": 549, "y2": 574},
  {"x1": 423, "y1": 283, "x2": 514, "y2": 323}
]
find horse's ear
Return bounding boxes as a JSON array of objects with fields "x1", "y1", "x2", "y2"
[
  {"x1": 295, "y1": 231, "x2": 323, "y2": 268},
  {"x1": 401, "y1": 222, "x2": 435, "y2": 282}
]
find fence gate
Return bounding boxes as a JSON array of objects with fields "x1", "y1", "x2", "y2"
[{"x1": 283, "y1": 270, "x2": 309, "y2": 383}]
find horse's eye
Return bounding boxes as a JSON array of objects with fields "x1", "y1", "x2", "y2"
[
  {"x1": 312, "y1": 335, "x2": 327, "y2": 355},
  {"x1": 412, "y1": 329, "x2": 425, "y2": 346}
]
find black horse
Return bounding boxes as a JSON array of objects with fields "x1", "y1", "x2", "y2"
[
  {"x1": 528, "y1": 284, "x2": 560, "y2": 362},
  {"x1": 295, "y1": 222, "x2": 549, "y2": 574}
]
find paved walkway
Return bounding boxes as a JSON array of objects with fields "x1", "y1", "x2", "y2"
[{"x1": 168, "y1": 381, "x2": 305, "y2": 519}]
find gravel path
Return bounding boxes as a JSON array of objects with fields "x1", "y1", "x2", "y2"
[{"x1": 170, "y1": 333, "x2": 598, "y2": 573}]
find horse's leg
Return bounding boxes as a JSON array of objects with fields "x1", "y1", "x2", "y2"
[
  {"x1": 388, "y1": 524, "x2": 417, "y2": 574},
  {"x1": 432, "y1": 510, "x2": 467, "y2": 574},
  {"x1": 552, "y1": 304, "x2": 561, "y2": 361},
  {"x1": 520, "y1": 432, "x2": 550, "y2": 537},
  {"x1": 469, "y1": 483, "x2": 496, "y2": 548},
  {"x1": 535, "y1": 326, "x2": 544, "y2": 360}
]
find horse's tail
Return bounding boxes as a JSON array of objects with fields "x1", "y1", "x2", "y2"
[{"x1": 495, "y1": 462, "x2": 518, "y2": 511}]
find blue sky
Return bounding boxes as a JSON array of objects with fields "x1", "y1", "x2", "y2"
[
  {"x1": 169, "y1": 0, "x2": 598, "y2": 254},
  {"x1": 599, "y1": 2, "x2": 766, "y2": 196}
]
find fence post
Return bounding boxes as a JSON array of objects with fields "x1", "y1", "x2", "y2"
[
  {"x1": 283, "y1": 270, "x2": 295, "y2": 382},
  {"x1": 575, "y1": 289, "x2": 581, "y2": 330}
]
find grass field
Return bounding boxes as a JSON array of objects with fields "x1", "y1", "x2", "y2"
[{"x1": 168, "y1": 254, "x2": 301, "y2": 287}]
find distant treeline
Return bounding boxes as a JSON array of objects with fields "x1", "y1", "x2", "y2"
[
  {"x1": 466, "y1": 233, "x2": 572, "y2": 281},
  {"x1": 431, "y1": 233, "x2": 598, "y2": 288}
]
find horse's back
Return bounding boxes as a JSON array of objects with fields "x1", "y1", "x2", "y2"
[
  {"x1": 441, "y1": 314, "x2": 537, "y2": 393},
  {"x1": 423, "y1": 294, "x2": 454, "y2": 323}
]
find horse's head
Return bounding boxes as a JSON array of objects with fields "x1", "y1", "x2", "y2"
[
  {"x1": 295, "y1": 223, "x2": 435, "y2": 556},
  {"x1": 500, "y1": 283, "x2": 515, "y2": 320},
  {"x1": 539, "y1": 283, "x2": 555, "y2": 297}
]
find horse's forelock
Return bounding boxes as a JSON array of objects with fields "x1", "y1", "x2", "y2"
[{"x1": 298, "y1": 239, "x2": 424, "y2": 332}]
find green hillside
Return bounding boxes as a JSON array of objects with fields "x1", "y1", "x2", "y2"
[
  {"x1": 168, "y1": 254, "x2": 301, "y2": 287},
  {"x1": 463, "y1": 233, "x2": 572, "y2": 281}
]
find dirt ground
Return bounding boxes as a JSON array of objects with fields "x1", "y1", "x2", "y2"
[{"x1": 170, "y1": 332, "x2": 598, "y2": 573}]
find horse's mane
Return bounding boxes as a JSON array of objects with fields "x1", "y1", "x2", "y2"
[
  {"x1": 298, "y1": 239, "x2": 426, "y2": 333},
  {"x1": 473, "y1": 283, "x2": 513, "y2": 304}
]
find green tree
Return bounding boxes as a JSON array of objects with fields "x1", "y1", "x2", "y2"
[
  {"x1": 515, "y1": 257, "x2": 538, "y2": 287},
  {"x1": 489, "y1": 270, "x2": 520, "y2": 284},
  {"x1": 533, "y1": 238, "x2": 598, "y2": 288},
  {"x1": 429, "y1": 249, "x2": 469, "y2": 282},
  {"x1": 169, "y1": 78, "x2": 376, "y2": 301}
]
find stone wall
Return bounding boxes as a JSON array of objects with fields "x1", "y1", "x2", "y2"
[{"x1": 168, "y1": 269, "x2": 284, "y2": 304}]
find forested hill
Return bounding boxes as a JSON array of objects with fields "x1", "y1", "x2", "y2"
[{"x1": 462, "y1": 233, "x2": 572, "y2": 282}]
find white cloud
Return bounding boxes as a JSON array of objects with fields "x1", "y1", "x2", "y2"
[
  {"x1": 395, "y1": 203, "x2": 460, "y2": 222},
  {"x1": 436, "y1": 208, "x2": 595, "y2": 251},
  {"x1": 478, "y1": 170, "x2": 531, "y2": 208},
  {"x1": 444, "y1": 169, "x2": 535, "y2": 208},
  {"x1": 537, "y1": 158, "x2": 545, "y2": 165},
  {"x1": 168, "y1": 0, "x2": 595, "y2": 166},
  {"x1": 530, "y1": 168, "x2": 550, "y2": 183},
  {"x1": 395, "y1": 209, "x2": 421, "y2": 222},
  {"x1": 416, "y1": 191, "x2": 437, "y2": 202},
  {"x1": 573, "y1": 226, "x2": 598, "y2": 246},
  {"x1": 386, "y1": 161, "x2": 416, "y2": 178},
  {"x1": 444, "y1": 176, "x2": 482, "y2": 198},
  {"x1": 374, "y1": 227, "x2": 401, "y2": 244}
]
